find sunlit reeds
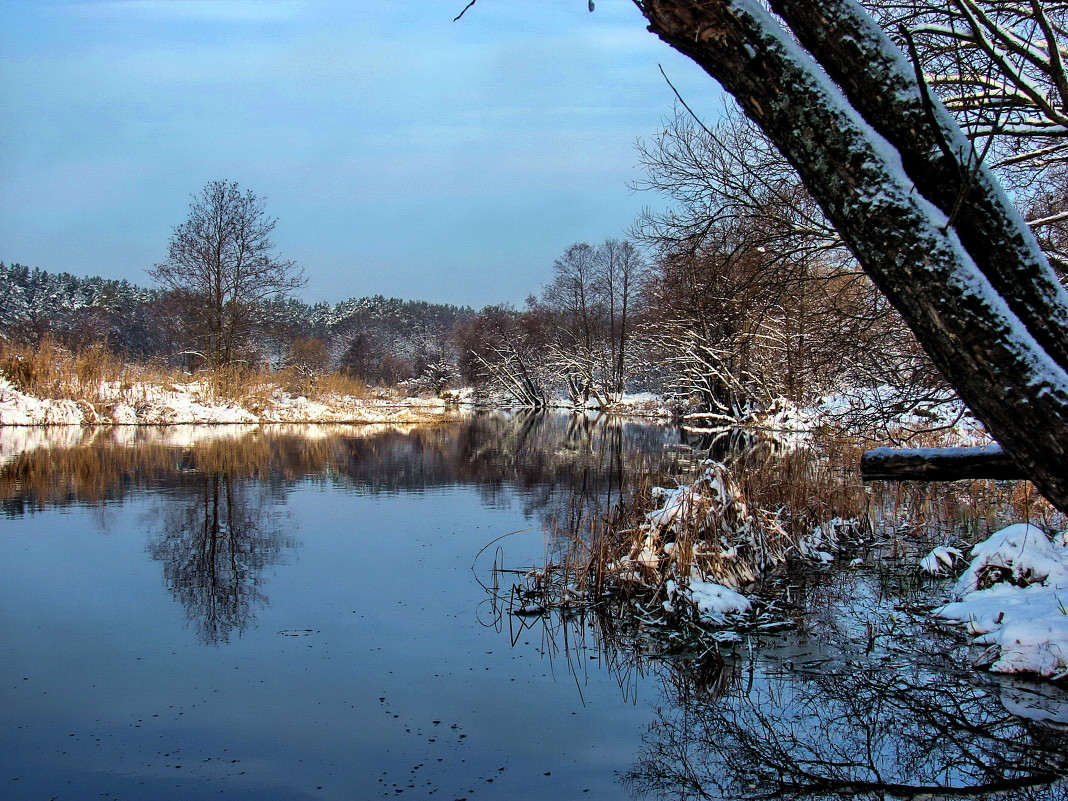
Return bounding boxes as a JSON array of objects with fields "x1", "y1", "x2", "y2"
[
  {"x1": 191, "y1": 362, "x2": 374, "y2": 406},
  {"x1": 0, "y1": 337, "x2": 126, "y2": 403}
]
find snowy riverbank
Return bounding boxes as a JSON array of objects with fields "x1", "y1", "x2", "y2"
[
  {"x1": 615, "y1": 458, "x2": 1068, "y2": 683},
  {"x1": 0, "y1": 376, "x2": 454, "y2": 426},
  {"x1": 931, "y1": 524, "x2": 1068, "y2": 681}
]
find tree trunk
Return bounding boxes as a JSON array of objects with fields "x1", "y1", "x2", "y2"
[
  {"x1": 860, "y1": 445, "x2": 1025, "y2": 481},
  {"x1": 634, "y1": 0, "x2": 1068, "y2": 513}
]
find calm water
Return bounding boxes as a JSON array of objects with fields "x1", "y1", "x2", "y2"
[{"x1": 2, "y1": 412, "x2": 1067, "y2": 801}]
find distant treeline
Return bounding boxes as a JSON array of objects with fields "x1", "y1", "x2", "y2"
[{"x1": 0, "y1": 262, "x2": 474, "y2": 386}]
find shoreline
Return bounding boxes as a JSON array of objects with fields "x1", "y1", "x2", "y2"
[{"x1": 0, "y1": 376, "x2": 456, "y2": 427}]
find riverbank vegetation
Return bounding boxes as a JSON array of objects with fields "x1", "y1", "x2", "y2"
[
  {"x1": 493, "y1": 432, "x2": 1068, "y2": 680},
  {"x1": 0, "y1": 336, "x2": 450, "y2": 425}
]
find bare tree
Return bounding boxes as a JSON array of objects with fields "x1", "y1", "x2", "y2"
[
  {"x1": 455, "y1": 304, "x2": 552, "y2": 406},
  {"x1": 634, "y1": 105, "x2": 842, "y2": 259},
  {"x1": 635, "y1": 105, "x2": 960, "y2": 432},
  {"x1": 1025, "y1": 165, "x2": 1068, "y2": 275},
  {"x1": 869, "y1": 1, "x2": 1068, "y2": 182},
  {"x1": 630, "y1": 0, "x2": 1068, "y2": 513},
  {"x1": 598, "y1": 239, "x2": 649, "y2": 398},
  {"x1": 541, "y1": 243, "x2": 605, "y2": 404},
  {"x1": 536, "y1": 240, "x2": 652, "y2": 404},
  {"x1": 868, "y1": 1, "x2": 1068, "y2": 282},
  {"x1": 150, "y1": 180, "x2": 305, "y2": 368}
]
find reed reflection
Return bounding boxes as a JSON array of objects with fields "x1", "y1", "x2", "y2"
[
  {"x1": 0, "y1": 412, "x2": 691, "y2": 517},
  {"x1": 147, "y1": 472, "x2": 293, "y2": 645},
  {"x1": 488, "y1": 509, "x2": 1068, "y2": 801},
  {"x1": 0, "y1": 413, "x2": 692, "y2": 645}
]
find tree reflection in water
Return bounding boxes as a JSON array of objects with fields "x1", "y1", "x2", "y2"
[
  {"x1": 4, "y1": 414, "x2": 1067, "y2": 794},
  {"x1": 626, "y1": 655, "x2": 1068, "y2": 801},
  {"x1": 500, "y1": 596, "x2": 1068, "y2": 801},
  {"x1": 147, "y1": 472, "x2": 293, "y2": 645},
  {"x1": 0, "y1": 413, "x2": 693, "y2": 647}
]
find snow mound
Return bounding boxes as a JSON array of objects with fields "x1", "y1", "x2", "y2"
[
  {"x1": 952, "y1": 524, "x2": 1068, "y2": 595},
  {"x1": 667, "y1": 579, "x2": 751, "y2": 623},
  {"x1": 935, "y1": 524, "x2": 1068, "y2": 679}
]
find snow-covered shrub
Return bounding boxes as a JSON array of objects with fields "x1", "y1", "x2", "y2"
[
  {"x1": 935, "y1": 524, "x2": 1068, "y2": 679},
  {"x1": 592, "y1": 459, "x2": 829, "y2": 628},
  {"x1": 400, "y1": 359, "x2": 455, "y2": 397},
  {"x1": 951, "y1": 524, "x2": 1068, "y2": 595}
]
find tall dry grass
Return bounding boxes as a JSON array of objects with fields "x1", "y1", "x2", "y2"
[
  {"x1": 0, "y1": 338, "x2": 374, "y2": 411},
  {"x1": 0, "y1": 337, "x2": 127, "y2": 403},
  {"x1": 206, "y1": 363, "x2": 372, "y2": 410}
]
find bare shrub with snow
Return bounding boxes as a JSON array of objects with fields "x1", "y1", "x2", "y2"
[{"x1": 613, "y1": 461, "x2": 791, "y2": 592}]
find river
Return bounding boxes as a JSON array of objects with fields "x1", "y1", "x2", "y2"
[{"x1": 1, "y1": 411, "x2": 1066, "y2": 800}]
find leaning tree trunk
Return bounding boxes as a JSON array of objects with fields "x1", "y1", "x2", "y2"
[{"x1": 633, "y1": 0, "x2": 1068, "y2": 514}]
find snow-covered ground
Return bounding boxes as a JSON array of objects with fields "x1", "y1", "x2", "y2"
[
  {"x1": 930, "y1": 524, "x2": 1068, "y2": 680},
  {"x1": 0, "y1": 376, "x2": 453, "y2": 426},
  {"x1": 594, "y1": 392, "x2": 676, "y2": 417}
]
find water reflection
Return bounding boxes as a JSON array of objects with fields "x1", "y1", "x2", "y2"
[
  {"x1": 3, "y1": 414, "x2": 1066, "y2": 799},
  {"x1": 146, "y1": 472, "x2": 293, "y2": 645},
  {"x1": 488, "y1": 553, "x2": 1068, "y2": 801},
  {"x1": 0, "y1": 412, "x2": 692, "y2": 645},
  {"x1": 627, "y1": 655, "x2": 1068, "y2": 800},
  {"x1": 0, "y1": 411, "x2": 690, "y2": 513}
]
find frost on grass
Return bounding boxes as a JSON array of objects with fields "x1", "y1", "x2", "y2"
[{"x1": 935, "y1": 524, "x2": 1068, "y2": 679}]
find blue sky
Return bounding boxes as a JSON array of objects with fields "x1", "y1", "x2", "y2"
[{"x1": 0, "y1": 0, "x2": 721, "y2": 308}]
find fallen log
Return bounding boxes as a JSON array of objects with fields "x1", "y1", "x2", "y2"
[{"x1": 860, "y1": 445, "x2": 1026, "y2": 482}]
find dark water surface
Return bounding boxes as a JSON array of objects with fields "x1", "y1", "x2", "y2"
[{"x1": 2, "y1": 412, "x2": 1067, "y2": 801}]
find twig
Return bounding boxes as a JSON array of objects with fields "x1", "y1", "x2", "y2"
[
  {"x1": 453, "y1": 0, "x2": 477, "y2": 22},
  {"x1": 471, "y1": 528, "x2": 536, "y2": 590},
  {"x1": 659, "y1": 64, "x2": 715, "y2": 139}
]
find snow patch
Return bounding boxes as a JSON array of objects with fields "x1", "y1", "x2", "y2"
[
  {"x1": 934, "y1": 524, "x2": 1068, "y2": 679},
  {"x1": 0, "y1": 378, "x2": 452, "y2": 427},
  {"x1": 920, "y1": 545, "x2": 965, "y2": 575},
  {"x1": 667, "y1": 579, "x2": 752, "y2": 623}
]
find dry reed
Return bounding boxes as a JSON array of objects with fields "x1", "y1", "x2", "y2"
[
  {"x1": 0, "y1": 337, "x2": 126, "y2": 403},
  {"x1": 518, "y1": 434, "x2": 1066, "y2": 632},
  {"x1": 0, "y1": 338, "x2": 375, "y2": 415},
  {"x1": 205, "y1": 363, "x2": 371, "y2": 406}
]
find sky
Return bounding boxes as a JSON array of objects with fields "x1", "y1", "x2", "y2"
[{"x1": 0, "y1": 0, "x2": 723, "y2": 309}]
